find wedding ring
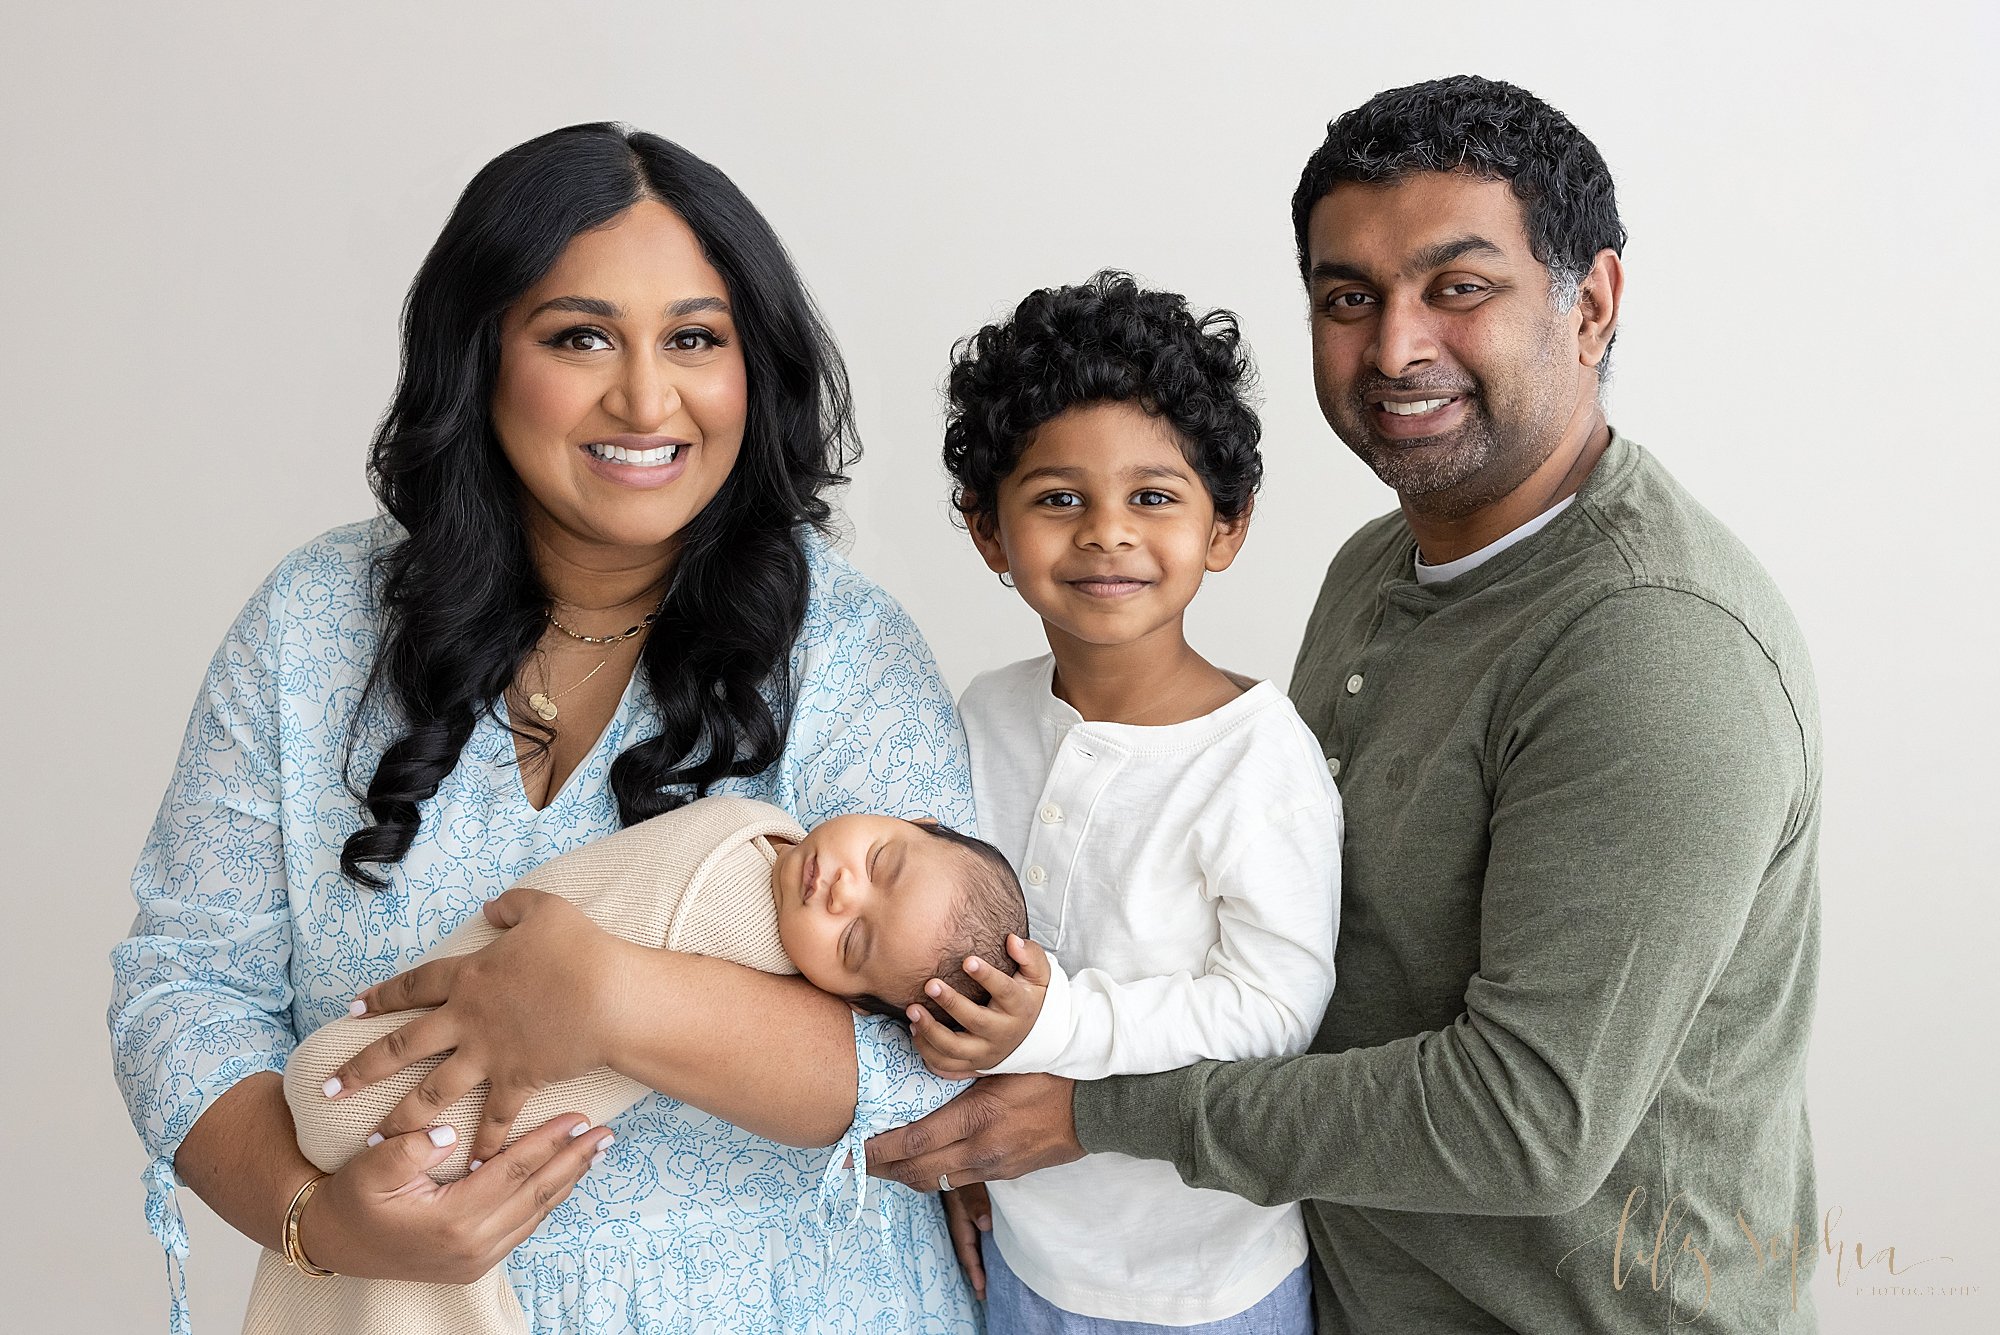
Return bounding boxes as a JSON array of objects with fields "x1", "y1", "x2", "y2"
[{"x1": 939, "y1": 1172, "x2": 952, "y2": 1192}]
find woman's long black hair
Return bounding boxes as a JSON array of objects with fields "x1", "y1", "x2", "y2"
[{"x1": 340, "y1": 123, "x2": 856, "y2": 886}]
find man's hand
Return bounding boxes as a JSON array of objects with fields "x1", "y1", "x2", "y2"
[
  {"x1": 910, "y1": 935, "x2": 1051, "y2": 1078},
  {"x1": 942, "y1": 1180, "x2": 991, "y2": 1300},
  {"x1": 864, "y1": 1072, "x2": 1083, "y2": 1192}
]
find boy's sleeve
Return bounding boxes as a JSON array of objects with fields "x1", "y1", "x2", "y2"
[{"x1": 982, "y1": 796, "x2": 1340, "y2": 1079}]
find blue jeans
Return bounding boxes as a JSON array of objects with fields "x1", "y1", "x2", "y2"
[{"x1": 980, "y1": 1232, "x2": 1314, "y2": 1334}]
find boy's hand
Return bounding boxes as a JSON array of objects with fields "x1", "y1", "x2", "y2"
[{"x1": 909, "y1": 935, "x2": 1050, "y2": 1078}]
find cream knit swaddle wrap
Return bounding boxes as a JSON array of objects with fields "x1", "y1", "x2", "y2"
[{"x1": 243, "y1": 796, "x2": 806, "y2": 1335}]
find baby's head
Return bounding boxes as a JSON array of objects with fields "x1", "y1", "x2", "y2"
[
  {"x1": 770, "y1": 814, "x2": 1028, "y2": 1023},
  {"x1": 941, "y1": 270, "x2": 1263, "y2": 647}
]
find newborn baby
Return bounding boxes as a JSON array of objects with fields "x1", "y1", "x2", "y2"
[{"x1": 246, "y1": 795, "x2": 1026, "y2": 1335}]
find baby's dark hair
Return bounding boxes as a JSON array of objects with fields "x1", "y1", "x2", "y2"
[
  {"x1": 942, "y1": 270, "x2": 1263, "y2": 527},
  {"x1": 851, "y1": 822, "x2": 1030, "y2": 1028}
]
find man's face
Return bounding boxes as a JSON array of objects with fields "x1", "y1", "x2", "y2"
[{"x1": 1305, "y1": 172, "x2": 1594, "y2": 518}]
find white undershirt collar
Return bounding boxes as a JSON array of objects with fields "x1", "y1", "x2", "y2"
[{"x1": 1413, "y1": 494, "x2": 1577, "y2": 586}]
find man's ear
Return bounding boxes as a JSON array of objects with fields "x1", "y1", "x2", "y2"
[
  {"x1": 1205, "y1": 494, "x2": 1254, "y2": 573},
  {"x1": 1575, "y1": 247, "x2": 1624, "y2": 371},
  {"x1": 964, "y1": 503, "x2": 1010, "y2": 577}
]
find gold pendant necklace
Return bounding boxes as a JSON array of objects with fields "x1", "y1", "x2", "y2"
[{"x1": 527, "y1": 654, "x2": 609, "y2": 722}]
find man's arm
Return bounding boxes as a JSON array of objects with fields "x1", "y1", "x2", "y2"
[
  {"x1": 877, "y1": 589, "x2": 1812, "y2": 1211},
  {"x1": 1079, "y1": 588, "x2": 1809, "y2": 1214}
]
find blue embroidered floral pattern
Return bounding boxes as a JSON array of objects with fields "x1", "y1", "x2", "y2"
[{"x1": 109, "y1": 517, "x2": 979, "y2": 1335}]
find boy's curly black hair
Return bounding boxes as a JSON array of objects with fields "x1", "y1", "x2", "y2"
[{"x1": 942, "y1": 270, "x2": 1262, "y2": 526}]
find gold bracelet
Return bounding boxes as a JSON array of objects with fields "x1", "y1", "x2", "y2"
[{"x1": 282, "y1": 1172, "x2": 336, "y2": 1277}]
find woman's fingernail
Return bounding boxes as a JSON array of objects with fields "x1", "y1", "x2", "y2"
[
  {"x1": 348, "y1": 998, "x2": 367, "y2": 1018},
  {"x1": 428, "y1": 1125, "x2": 457, "y2": 1148},
  {"x1": 595, "y1": 1134, "x2": 615, "y2": 1152},
  {"x1": 322, "y1": 1077, "x2": 343, "y2": 1098},
  {"x1": 567, "y1": 1122, "x2": 589, "y2": 1139},
  {"x1": 366, "y1": 1132, "x2": 384, "y2": 1148},
  {"x1": 590, "y1": 1152, "x2": 606, "y2": 1170},
  {"x1": 468, "y1": 1159, "x2": 483, "y2": 1172}
]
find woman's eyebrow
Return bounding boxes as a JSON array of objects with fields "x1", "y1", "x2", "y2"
[
  {"x1": 527, "y1": 295, "x2": 620, "y2": 320},
  {"x1": 524, "y1": 294, "x2": 730, "y2": 320}
]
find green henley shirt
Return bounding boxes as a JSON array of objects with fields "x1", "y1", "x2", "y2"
[{"x1": 1074, "y1": 433, "x2": 1822, "y2": 1333}]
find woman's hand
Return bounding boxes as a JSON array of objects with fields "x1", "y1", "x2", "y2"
[
  {"x1": 302, "y1": 1112, "x2": 613, "y2": 1284},
  {"x1": 941, "y1": 1180, "x2": 992, "y2": 1301},
  {"x1": 909, "y1": 935, "x2": 1051, "y2": 1078},
  {"x1": 328, "y1": 887, "x2": 640, "y2": 1166}
]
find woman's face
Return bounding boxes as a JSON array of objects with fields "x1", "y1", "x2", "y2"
[{"x1": 491, "y1": 199, "x2": 748, "y2": 567}]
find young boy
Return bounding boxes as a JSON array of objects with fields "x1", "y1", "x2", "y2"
[
  {"x1": 252, "y1": 795, "x2": 1026, "y2": 1335},
  {"x1": 920, "y1": 272, "x2": 1342, "y2": 1333}
]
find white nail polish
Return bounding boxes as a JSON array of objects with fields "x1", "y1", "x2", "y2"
[
  {"x1": 589, "y1": 1152, "x2": 605, "y2": 1170},
  {"x1": 366, "y1": 1132, "x2": 384, "y2": 1148},
  {"x1": 347, "y1": 999, "x2": 367, "y2": 1018},
  {"x1": 595, "y1": 1135, "x2": 615, "y2": 1152},
  {"x1": 468, "y1": 1159, "x2": 483, "y2": 1173},
  {"x1": 322, "y1": 1077, "x2": 343, "y2": 1099},
  {"x1": 428, "y1": 1125, "x2": 456, "y2": 1148},
  {"x1": 568, "y1": 1123, "x2": 589, "y2": 1138}
]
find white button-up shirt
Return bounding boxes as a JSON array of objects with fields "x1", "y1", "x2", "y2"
[{"x1": 961, "y1": 655, "x2": 1342, "y2": 1324}]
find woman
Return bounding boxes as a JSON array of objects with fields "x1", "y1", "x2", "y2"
[{"x1": 109, "y1": 123, "x2": 977, "y2": 1334}]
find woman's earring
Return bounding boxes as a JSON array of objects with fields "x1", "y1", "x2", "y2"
[{"x1": 997, "y1": 572, "x2": 1015, "y2": 588}]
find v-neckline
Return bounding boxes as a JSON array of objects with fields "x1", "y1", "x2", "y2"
[{"x1": 497, "y1": 670, "x2": 641, "y2": 815}]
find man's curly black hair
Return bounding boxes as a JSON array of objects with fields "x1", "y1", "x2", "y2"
[
  {"x1": 942, "y1": 270, "x2": 1262, "y2": 527},
  {"x1": 1291, "y1": 76, "x2": 1625, "y2": 341}
]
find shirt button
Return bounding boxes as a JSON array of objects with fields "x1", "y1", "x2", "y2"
[
  {"x1": 1345, "y1": 673, "x2": 1365, "y2": 695},
  {"x1": 1026, "y1": 865, "x2": 1048, "y2": 885},
  {"x1": 1326, "y1": 756, "x2": 1342, "y2": 778},
  {"x1": 1039, "y1": 803, "x2": 1064, "y2": 824}
]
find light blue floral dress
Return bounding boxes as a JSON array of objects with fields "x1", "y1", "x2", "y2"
[{"x1": 109, "y1": 517, "x2": 980, "y2": 1335}]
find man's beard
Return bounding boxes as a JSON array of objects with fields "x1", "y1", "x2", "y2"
[{"x1": 1330, "y1": 378, "x2": 1514, "y2": 520}]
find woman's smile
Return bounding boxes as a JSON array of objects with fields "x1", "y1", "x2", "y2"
[{"x1": 578, "y1": 434, "x2": 695, "y2": 489}]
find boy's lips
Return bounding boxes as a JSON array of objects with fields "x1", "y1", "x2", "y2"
[{"x1": 1067, "y1": 575, "x2": 1152, "y2": 599}]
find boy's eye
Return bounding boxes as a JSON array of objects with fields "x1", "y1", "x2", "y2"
[
  {"x1": 1133, "y1": 489, "x2": 1174, "y2": 507},
  {"x1": 1036, "y1": 491, "x2": 1083, "y2": 509}
]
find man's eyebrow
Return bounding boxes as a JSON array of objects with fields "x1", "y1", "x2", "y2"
[
  {"x1": 1308, "y1": 236, "x2": 1507, "y2": 287},
  {"x1": 1407, "y1": 235, "x2": 1506, "y2": 273}
]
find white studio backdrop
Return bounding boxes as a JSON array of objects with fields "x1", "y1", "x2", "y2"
[{"x1": 2, "y1": 3, "x2": 1993, "y2": 1330}]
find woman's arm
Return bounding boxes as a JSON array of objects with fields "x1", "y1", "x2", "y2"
[
  {"x1": 179, "y1": 1071, "x2": 610, "y2": 1283},
  {"x1": 345, "y1": 896, "x2": 860, "y2": 1153},
  {"x1": 340, "y1": 547, "x2": 975, "y2": 1160}
]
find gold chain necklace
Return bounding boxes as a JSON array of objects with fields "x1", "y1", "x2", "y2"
[
  {"x1": 545, "y1": 600, "x2": 665, "y2": 645},
  {"x1": 527, "y1": 654, "x2": 610, "y2": 722}
]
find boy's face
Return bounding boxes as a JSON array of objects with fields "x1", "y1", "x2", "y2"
[
  {"x1": 770, "y1": 815, "x2": 966, "y2": 1005},
  {"x1": 969, "y1": 402, "x2": 1248, "y2": 656}
]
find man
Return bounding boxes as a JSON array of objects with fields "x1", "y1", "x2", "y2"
[{"x1": 871, "y1": 76, "x2": 1821, "y2": 1333}]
